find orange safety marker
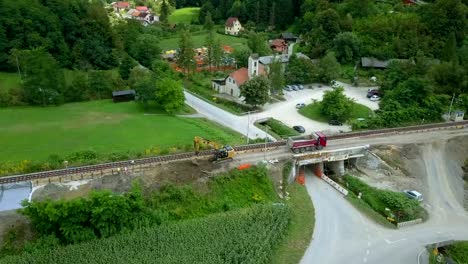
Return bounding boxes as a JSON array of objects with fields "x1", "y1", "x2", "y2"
[
  {"x1": 237, "y1": 164, "x2": 251, "y2": 170},
  {"x1": 296, "y1": 167, "x2": 306, "y2": 185}
]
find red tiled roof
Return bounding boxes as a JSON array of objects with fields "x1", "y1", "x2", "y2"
[
  {"x1": 136, "y1": 6, "x2": 148, "y2": 11},
  {"x1": 270, "y1": 39, "x2": 287, "y2": 52},
  {"x1": 114, "y1": 1, "x2": 129, "y2": 8},
  {"x1": 229, "y1": 68, "x2": 249, "y2": 86},
  {"x1": 225, "y1": 17, "x2": 239, "y2": 27},
  {"x1": 223, "y1": 45, "x2": 234, "y2": 53}
]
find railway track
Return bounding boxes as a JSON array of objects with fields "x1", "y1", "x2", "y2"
[{"x1": 1, "y1": 120, "x2": 467, "y2": 185}]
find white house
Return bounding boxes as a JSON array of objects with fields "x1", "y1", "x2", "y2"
[
  {"x1": 212, "y1": 54, "x2": 265, "y2": 100},
  {"x1": 225, "y1": 17, "x2": 242, "y2": 36},
  {"x1": 211, "y1": 53, "x2": 312, "y2": 101}
]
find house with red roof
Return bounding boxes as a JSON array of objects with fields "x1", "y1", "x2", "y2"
[
  {"x1": 212, "y1": 54, "x2": 265, "y2": 99},
  {"x1": 112, "y1": 1, "x2": 130, "y2": 12},
  {"x1": 225, "y1": 17, "x2": 242, "y2": 36},
  {"x1": 135, "y1": 6, "x2": 148, "y2": 11},
  {"x1": 269, "y1": 39, "x2": 288, "y2": 54}
]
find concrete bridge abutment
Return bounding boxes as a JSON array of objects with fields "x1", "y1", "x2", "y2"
[{"x1": 328, "y1": 160, "x2": 345, "y2": 176}]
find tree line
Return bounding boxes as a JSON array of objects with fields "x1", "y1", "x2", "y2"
[{"x1": 0, "y1": 0, "x2": 186, "y2": 112}]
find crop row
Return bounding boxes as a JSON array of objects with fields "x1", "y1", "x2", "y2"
[{"x1": 0, "y1": 204, "x2": 290, "y2": 264}]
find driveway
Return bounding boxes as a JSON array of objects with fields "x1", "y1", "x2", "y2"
[{"x1": 301, "y1": 142, "x2": 468, "y2": 264}]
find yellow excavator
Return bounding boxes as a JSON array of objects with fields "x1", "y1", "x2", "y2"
[{"x1": 193, "y1": 136, "x2": 236, "y2": 162}]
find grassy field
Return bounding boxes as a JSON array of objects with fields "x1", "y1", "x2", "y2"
[
  {"x1": 159, "y1": 32, "x2": 247, "y2": 51},
  {"x1": 0, "y1": 72, "x2": 21, "y2": 92},
  {"x1": 272, "y1": 183, "x2": 315, "y2": 264},
  {"x1": 299, "y1": 101, "x2": 373, "y2": 123},
  {"x1": 0, "y1": 100, "x2": 244, "y2": 162},
  {"x1": 168, "y1": 7, "x2": 200, "y2": 24}
]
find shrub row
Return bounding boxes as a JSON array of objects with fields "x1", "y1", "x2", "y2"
[{"x1": 343, "y1": 175, "x2": 424, "y2": 223}]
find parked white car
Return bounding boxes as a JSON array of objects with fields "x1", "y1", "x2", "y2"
[
  {"x1": 370, "y1": 95, "x2": 380, "y2": 101},
  {"x1": 403, "y1": 190, "x2": 423, "y2": 202}
]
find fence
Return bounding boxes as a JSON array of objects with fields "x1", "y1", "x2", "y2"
[
  {"x1": 464, "y1": 189, "x2": 468, "y2": 210},
  {"x1": 397, "y1": 218, "x2": 422, "y2": 228},
  {"x1": 322, "y1": 175, "x2": 349, "y2": 196}
]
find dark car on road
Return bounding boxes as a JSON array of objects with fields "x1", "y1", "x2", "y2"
[
  {"x1": 367, "y1": 89, "x2": 380, "y2": 98},
  {"x1": 293, "y1": 125, "x2": 306, "y2": 133},
  {"x1": 296, "y1": 103, "x2": 306, "y2": 109},
  {"x1": 328, "y1": 120, "x2": 343, "y2": 126}
]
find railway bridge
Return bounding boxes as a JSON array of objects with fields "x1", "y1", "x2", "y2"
[{"x1": 293, "y1": 145, "x2": 369, "y2": 177}]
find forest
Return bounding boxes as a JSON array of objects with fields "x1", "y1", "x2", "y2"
[{"x1": 0, "y1": 0, "x2": 467, "y2": 124}]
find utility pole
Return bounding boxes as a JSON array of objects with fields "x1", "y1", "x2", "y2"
[
  {"x1": 246, "y1": 111, "x2": 251, "y2": 144},
  {"x1": 448, "y1": 93, "x2": 456, "y2": 117},
  {"x1": 264, "y1": 126, "x2": 268, "y2": 161},
  {"x1": 15, "y1": 54, "x2": 22, "y2": 82}
]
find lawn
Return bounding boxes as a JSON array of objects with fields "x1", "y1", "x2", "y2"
[
  {"x1": 299, "y1": 101, "x2": 373, "y2": 123},
  {"x1": 0, "y1": 72, "x2": 21, "y2": 92},
  {"x1": 159, "y1": 32, "x2": 247, "y2": 51},
  {"x1": 168, "y1": 7, "x2": 200, "y2": 24},
  {"x1": 442, "y1": 241, "x2": 468, "y2": 264},
  {"x1": 272, "y1": 183, "x2": 315, "y2": 264},
  {"x1": 256, "y1": 118, "x2": 299, "y2": 139},
  {"x1": 0, "y1": 100, "x2": 244, "y2": 163}
]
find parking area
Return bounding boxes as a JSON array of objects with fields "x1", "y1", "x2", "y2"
[{"x1": 253, "y1": 81, "x2": 379, "y2": 135}]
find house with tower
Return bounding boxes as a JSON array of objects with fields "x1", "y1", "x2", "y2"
[
  {"x1": 211, "y1": 52, "x2": 311, "y2": 101},
  {"x1": 212, "y1": 54, "x2": 265, "y2": 100}
]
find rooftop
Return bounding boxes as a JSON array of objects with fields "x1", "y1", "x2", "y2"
[
  {"x1": 229, "y1": 68, "x2": 249, "y2": 86},
  {"x1": 225, "y1": 17, "x2": 239, "y2": 27}
]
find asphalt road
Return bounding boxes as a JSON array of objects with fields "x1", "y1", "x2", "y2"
[{"x1": 300, "y1": 137, "x2": 468, "y2": 264}]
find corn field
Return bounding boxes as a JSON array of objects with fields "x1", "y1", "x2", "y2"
[{"x1": 0, "y1": 204, "x2": 289, "y2": 264}]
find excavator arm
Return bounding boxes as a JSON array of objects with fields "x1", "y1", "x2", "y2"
[
  {"x1": 193, "y1": 136, "x2": 236, "y2": 162},
  {"x1": 194, "y1": 136, "x2": 221, "y2": 153}
]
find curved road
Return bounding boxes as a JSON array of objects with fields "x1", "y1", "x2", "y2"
[{"x1": 301, "y1": 142, "x2": 468, "y2": 264}]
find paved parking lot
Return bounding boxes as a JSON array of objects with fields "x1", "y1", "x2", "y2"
[{"x1": 254, "y1": 81, "x2": 379, "y2": 135}]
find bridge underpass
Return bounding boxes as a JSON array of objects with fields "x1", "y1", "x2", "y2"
[{"x1": 292, "y1": 145, "x2": 369, "y2": 191}]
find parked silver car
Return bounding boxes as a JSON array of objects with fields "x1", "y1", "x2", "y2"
[{"x1": 403, "y1": 190, "x2": 423, "y2": 202}]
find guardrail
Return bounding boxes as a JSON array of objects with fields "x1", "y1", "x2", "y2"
[{"x1": 1, "y1": 120, "x2": 467, "y2": 185}]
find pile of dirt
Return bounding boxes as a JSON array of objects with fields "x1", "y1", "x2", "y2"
[
  {"x1": 355, "y1": 144, "x2": 427, "y2": 192},
  {"x1": 355, "y1": 136, "x2": 468, "y2": 203}
]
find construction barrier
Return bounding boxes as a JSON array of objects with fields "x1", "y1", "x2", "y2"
[
  {"x1": 237, "y1": 164, "x2": 251, "y2": 170},
  {"x1": 314, "y1": 166, "x2": 322, "y2": 178},
  {"x1": 296, "y1": 166, "x2": 305, "y2": 185}
]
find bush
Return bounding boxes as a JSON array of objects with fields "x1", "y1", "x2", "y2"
[{"x1": 20, "y1": 183, "x2": 149, "y2": 245}]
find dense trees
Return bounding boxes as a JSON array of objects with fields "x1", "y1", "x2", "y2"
[
  {"x1": 268, "y1": 57, "x2": 284, "y2": 94},
  {"x1": 177, "y1": 30, "x2": 196, "y2": 74},
  {"x1": 12, "y1": 49, "x2": 65, "y2": 106},
  {"x1": 21, "y1": 184, "x2": 148, "y2": 244},
  {"x1": 284, "y1": 55, "x2": 317, "y2": 84},
  {"x1": 247, "y1": 32, "x2": 271, "y2": 56},
  {"x1": 321, "y1": 87, "x2": 354, "y2": 122},
  {"x1": 240, "y1": 76, "x2": 270, "y2": 107}
]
